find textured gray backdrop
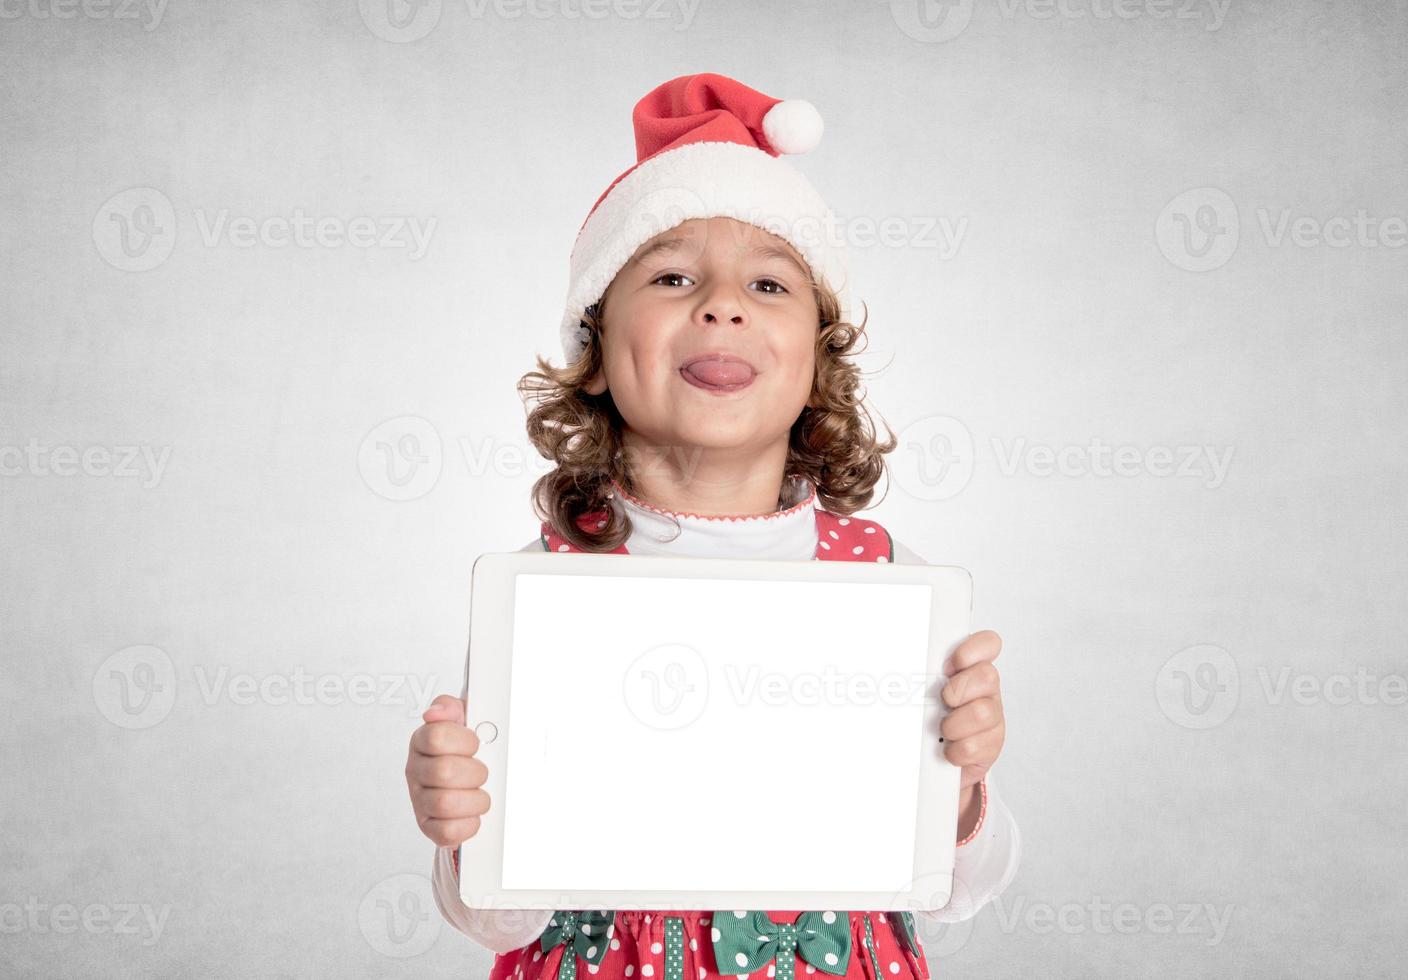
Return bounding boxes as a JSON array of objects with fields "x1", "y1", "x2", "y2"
[{"x1": 2, "y1": 0, "x2": 1405, "y2": 977}]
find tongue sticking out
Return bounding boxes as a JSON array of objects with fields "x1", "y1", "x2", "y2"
[{"x1": 683, "y1": 359, "x2": 754, "y2": 387}]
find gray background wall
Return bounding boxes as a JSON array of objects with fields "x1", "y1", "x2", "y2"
[{"x1": 2, "y1": 0, "x2": 1405, "y2": 977}]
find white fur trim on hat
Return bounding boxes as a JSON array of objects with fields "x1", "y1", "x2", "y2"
[{"x1": 559, "y1": 140, "x2": 852, "y2": 365}]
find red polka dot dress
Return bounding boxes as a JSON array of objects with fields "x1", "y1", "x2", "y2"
[{"x1": 483, "y1": 505, "x2": 930, "y2": 980}]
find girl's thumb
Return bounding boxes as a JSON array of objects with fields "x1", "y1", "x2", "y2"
[{"x1": 422, "y1": 693, "x2": 466, "y2": 724}]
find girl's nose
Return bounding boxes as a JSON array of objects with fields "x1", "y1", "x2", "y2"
[
  {"x1": 703, "y1": 310, "x2": 745, "y2": 325},
  {"x1": 696, "y1": 285, "x2": 747, "y2": 327}
]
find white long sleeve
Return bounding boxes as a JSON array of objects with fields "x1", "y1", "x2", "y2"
[
  {"x1": 430, "y1": 845, "x2": 555, "y2": 954},
  {"x1": 892, "y1": 538, "x2": 1022, "y2": 922},
  {"x1": 915, "y1": 772, "x2": 1022, "y2": 922}
]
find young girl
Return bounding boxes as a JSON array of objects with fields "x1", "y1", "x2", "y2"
[{"x1": 405, "y1": 72, "x2": 1019, "y2": 980}]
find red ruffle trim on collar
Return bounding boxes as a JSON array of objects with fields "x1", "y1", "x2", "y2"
[{"x1": 541, "y1": 507, "x2": 895, "y2": 563}]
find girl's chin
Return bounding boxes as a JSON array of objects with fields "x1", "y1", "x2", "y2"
[{"x1": 658, "y1": 417, "x2": 763, "y2": 448}]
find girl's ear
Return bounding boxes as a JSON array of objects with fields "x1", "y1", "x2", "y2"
[
  {"x1": 583, "y1": 368, "x2": 608, "y2": 396},
  {"x1": 579, "y1": 303, "x2": 607, "y2": 396}
]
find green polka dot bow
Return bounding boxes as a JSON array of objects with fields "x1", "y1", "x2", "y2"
[
  {"x1": 711, "y1": 909, "x2": 852, "y2": 979},
  {"x1": 540, "y1": 910, "x2": 615, "y2": 980},
  {"x1": 890, "y1": 911, "x2": 922, "y2": 957}
]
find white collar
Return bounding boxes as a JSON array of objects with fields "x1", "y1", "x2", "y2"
[{"x1": 608, "y1": 475, "x2": 818, "y2": 560}]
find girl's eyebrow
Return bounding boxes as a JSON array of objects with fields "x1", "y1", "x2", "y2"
[
  {"x1": 629, "y1": 236, "x2": 691, "y2": 266},
  {"x1": 630, "y1": 237, "x2": 812, "y2": 282},
  {"x1": 749, "y1": 243, "x2": 813, "y2": 282}
]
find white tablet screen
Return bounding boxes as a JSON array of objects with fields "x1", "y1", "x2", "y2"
[{"x1": 501, "y1": 572, "x2": 934, "y2": 893}]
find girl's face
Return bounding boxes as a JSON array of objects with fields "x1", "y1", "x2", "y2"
[{"x1": 584, "y1": 217, "x2": 819, "y2": 467}]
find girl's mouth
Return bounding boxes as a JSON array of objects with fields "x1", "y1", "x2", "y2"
[
  {"x1": 679, "y1": 355, "x2": 757, "y2": 393},
  {"x1": 679, "y1": 368, "x2": 756, "y2": 393}
]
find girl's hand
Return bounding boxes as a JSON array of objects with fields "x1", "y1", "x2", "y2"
[
  {"x1": 405, "y1": 694, "x2": 492, "y2": 848},
  {"x1": 939, "y1": 630, "x2": 1006, "y2": 791}
]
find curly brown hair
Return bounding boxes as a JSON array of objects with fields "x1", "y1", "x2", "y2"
[{"x1": 518, "y1": 275, "x2": 899, "y2": 552}]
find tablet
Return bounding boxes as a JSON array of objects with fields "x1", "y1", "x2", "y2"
[{"x1": 456, "y1": 551, "x2": 973, "y2": 912}]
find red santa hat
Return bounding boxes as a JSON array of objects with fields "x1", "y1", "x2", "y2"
[{"x1": 559, "y1": 71, "x2": 852, "y2": 365}]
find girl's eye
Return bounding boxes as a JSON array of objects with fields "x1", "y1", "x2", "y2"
[
  {"x1": 652, "y1": 272, "x2": 694, "y2": 287},
  {"x1": 650, "y1": 273, "x2": 789, "y2": 294}
]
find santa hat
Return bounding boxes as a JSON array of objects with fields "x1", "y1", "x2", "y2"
[{"x1": 558, "y1": 72, "x2": 851, "y2": 366}]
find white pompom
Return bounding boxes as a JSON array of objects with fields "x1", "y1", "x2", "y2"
[{"x1": 762, "y1": 99, "x2": 823, "y2": 155}]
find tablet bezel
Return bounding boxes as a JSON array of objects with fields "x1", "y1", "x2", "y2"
[{"x1": 456, "y1": 551, "x2": 972, "y2": 912}]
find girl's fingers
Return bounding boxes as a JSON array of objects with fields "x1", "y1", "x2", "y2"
[
  {"x1": 419, "y1": 815, "x2": 482, "y2": 849},
  {"x1": 941, "y1": 660, "x2": 1000, "y2": 709},
  {"x1": 943, "y1": 722, "x2": 1005, "y2": 770},
  {"x1": 944, "y1": 630, "x2": 1002, "y2": 676},
  {"x1": 414, "y1": 786, "x2": 492, "y2": 820},
  {"x1": 940, "y1": 695, "x2": 1004, "y2": 744},
  {"x1": 421, "y1": 694, "x2": 466, "y2": 725},
  {"x1": 407, "y1": 752, "x2": 489, "y2": 790},
  {"x1": 410, "y1": 720, "x2": 480, "y2": 758}
]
